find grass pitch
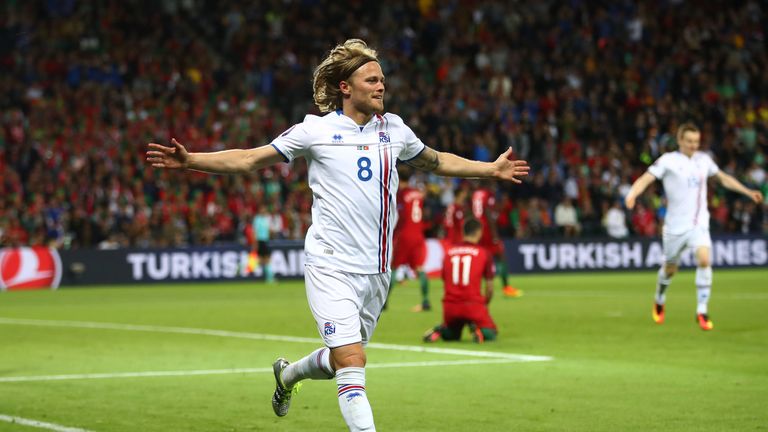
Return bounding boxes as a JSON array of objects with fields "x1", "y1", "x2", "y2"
[{"x1": 0, "y1": 269, "x2": 766, "y2": 431}]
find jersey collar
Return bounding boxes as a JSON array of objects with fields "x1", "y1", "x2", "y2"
[{"x1": 333, "y1": 109, "x2": 384, "y2": 131}]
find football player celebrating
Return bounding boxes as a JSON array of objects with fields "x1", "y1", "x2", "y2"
[
  {"x1": 625, "y1": 122, "x2": 763, "y2": 330},
  {"x1": 147, "y1": 39, "x2": 529, "y2": 431}
]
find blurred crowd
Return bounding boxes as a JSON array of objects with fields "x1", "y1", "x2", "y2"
[{"x1": 1, "y1": 0, "x2": 766, "y2": 249}]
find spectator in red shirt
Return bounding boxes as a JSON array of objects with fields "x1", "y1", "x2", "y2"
[{"x1": 631, "y1": 202, "x2": 657, "y2": 237}]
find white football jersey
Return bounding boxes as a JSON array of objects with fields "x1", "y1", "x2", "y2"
[
  {"x1": 270, "y1": 111, "x2": 425, "y2": 274},
  {"x1": 647, "y1": 151, "x2": 719, "y2": 234}
]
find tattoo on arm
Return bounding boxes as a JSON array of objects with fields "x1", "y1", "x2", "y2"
[{"x1": 405, "y1": 146, "x2": 440, "y2": 172}]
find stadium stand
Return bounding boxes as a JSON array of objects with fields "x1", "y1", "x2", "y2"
[{"x1": 1, "y1": 0, "x2": 765, "y2": 249}]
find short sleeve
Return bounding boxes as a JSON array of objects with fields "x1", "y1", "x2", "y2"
[
  {"x1": 705, "y1": 154, "x2": 720, "y2": 177},
  {"x1": 388, "y1": 114, "x2": 425, "y2": 161},
  {"x1": 647, "y1": 154, "x2": 669, "y2": 179},
  {"x1": 270, "y1": 122, "x2": 309, "y2": 162}
]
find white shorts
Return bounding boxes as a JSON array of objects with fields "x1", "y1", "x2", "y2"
[
  {"x1": 304, "y1": 265, "x2": 390, "y2": 348},
  {"x1": 662, "y1": 226, "x2": 712, "y2": 264}
]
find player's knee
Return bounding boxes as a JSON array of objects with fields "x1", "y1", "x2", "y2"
[
  {"x1": 480, "y1": 328, "x2": 497, "y2": 341},
  {"x1": 664, "y1": 263, "x2": 678, "y2": 276},
  {"x1": 330, "y1": 346, "x2": 366, "y2": 370},
  {"x1": 695, "y1": 247, "x2": 712, "y2": 268},
  {"x1": 440, "y1": 328, "x2": 461, "y2": 341}
]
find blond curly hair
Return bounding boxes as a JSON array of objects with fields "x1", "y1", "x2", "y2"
[{"x1": 313, "y1": 39, "x2": 379, "y2": 112}]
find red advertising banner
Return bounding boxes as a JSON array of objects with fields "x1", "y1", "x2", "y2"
[{"x1": 0, "y1": 247, "x2": 62, "y2": 290}]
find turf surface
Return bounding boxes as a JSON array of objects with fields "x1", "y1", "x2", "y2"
[{"x1": 0, "y1": 269, "x2": 766, "y2": 431}]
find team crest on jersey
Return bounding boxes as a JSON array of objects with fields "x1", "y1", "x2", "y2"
[
  {"x1": 324, "y1": 321, "x2": 336, "y2": 336},
  {"x1": 379, "y1": 132, "x2": 390, "y2": 143},
  {"x1": 332, "y1": 134, "x2": 344, "y2": 144},
  {"x1": 687, "y1": 176, "x2": 702, "y2": 188}
]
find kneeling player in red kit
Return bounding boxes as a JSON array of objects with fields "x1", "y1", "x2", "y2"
[{"x1": 423, "y1": 218, "x2": 498, "y2": 343}]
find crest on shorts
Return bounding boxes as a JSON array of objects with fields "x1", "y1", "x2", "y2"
[{"x1": 324, "y1": 321, "x2": 336, "y2": 336}]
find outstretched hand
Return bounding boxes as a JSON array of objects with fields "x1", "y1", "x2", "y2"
[
  {"x1": 146, "y1": 138, "x2": 189, "y2": 169},
  {"x1": 625, "y1": 195, "x2": 636, "y2": 210},
  {"x1": 493, "y1": 148, "x2": 530, "y2": 183},
  {"x1": 748, "y1": 190, "x2": 764, "y2": 204}
]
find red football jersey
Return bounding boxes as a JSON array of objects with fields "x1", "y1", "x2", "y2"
[
  {"x1": 442, "y1": 202, "x2": 466, "y2": 244},
  {"x1": 441, "y1": 242, "x2": 495, "y2": 304},
  {"x1": 471, "y1": 188, "x2": 496, "y2": 244},
  {"x1": 471, "y1": 189, "x2": 494, "y2": 219},
  {"x1": 395, "y1": 186, "x2": 425, "y2": 239}
]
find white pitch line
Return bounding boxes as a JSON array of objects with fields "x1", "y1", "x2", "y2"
[
  {"x1": 0, "y1": 317, "x2": 553, "y2": 362},
  {"x1": 0, "y1": 414, "x2": 94, "y2": 432},
  {"x1": 0, "y1": 368, "x2": 272, "y2": 383},
  {"x1": 365, "y1": 342, "x2": 551, "y2": 362},
  {"x1": 0, "y1": 317, "x2": 319, "y2": 344},
  {"x1": 368, "y1": 358, "x2": 517, "y2": 368},
  {"x1": 0, "y1": 359, "x2": 517, "y2": 383}
]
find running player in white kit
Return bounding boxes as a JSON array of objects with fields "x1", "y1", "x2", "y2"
[
  {"x1": 146, "y1": 39, "x2": 530, "y2": 431},
  {"x1": 625, "y1": 123, "x2": 763, "y2": 331}
]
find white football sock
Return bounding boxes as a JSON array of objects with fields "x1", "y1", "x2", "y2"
[
  {"x1": 336, "y1": 367, "x2": 375, "y2": 432},
  {"x1": 655, "y1": 266, "x2": 673, "y2": 305},
  {"x1": 282, "y1": 347, "x2": 334, "y2": 389},
  {"x1": 695, "y1": 266, "x2": 712, "y2": 315}
]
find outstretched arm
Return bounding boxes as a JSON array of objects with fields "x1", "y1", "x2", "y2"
[
  {"x1": 405, "y1": 147, "x2": 529, "y2": 183},
  {"x1": 146, "y1": 138, "x2": 285, "y2": 174},
  {"x1": 624, "y1": 172, "x2": 657, "y2": 210},
  {"x1": 714, "y1": 171, "x2": 764, "y2": 203}
]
